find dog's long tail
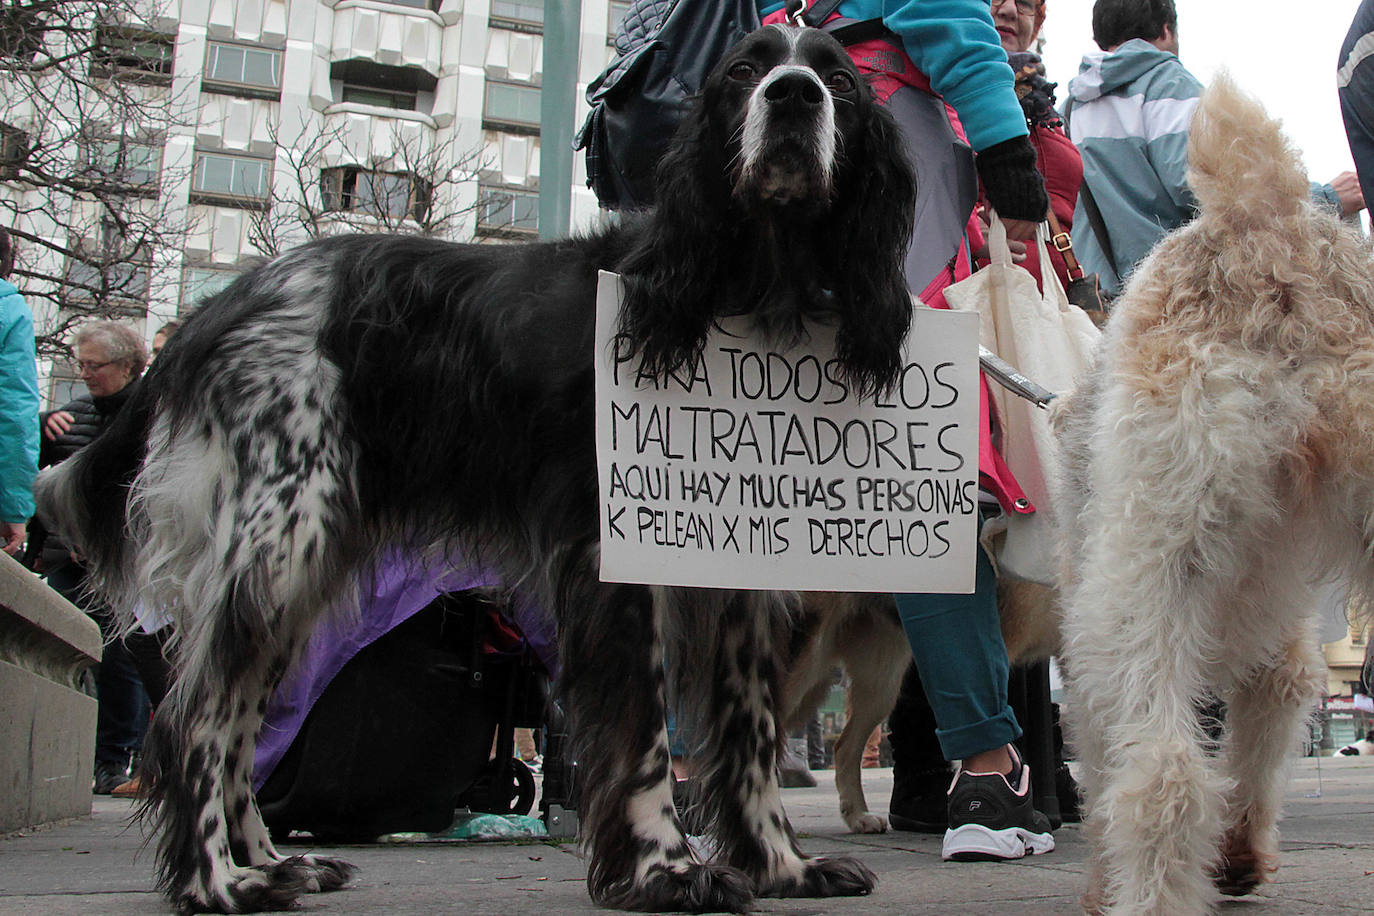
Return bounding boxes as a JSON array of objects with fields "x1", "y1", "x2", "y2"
[
  {"x1": 1187, "y1": 70, "x2": 1312, "y2": 228},
  {"x1": 33, "y1": 370, "x2": 158, "y2": 615}
]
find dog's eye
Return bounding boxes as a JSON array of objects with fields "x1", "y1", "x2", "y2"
[
  {"x1": 728, "y1": 61, "x2": 758, "y2": 82},
  {"x1": 826, "y1": 72, "x2": 855, "y2": 94}
]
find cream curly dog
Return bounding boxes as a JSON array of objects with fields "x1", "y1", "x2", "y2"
[{"x1": 1055, "y1": 73, "x2": 1374, "y2": 914}]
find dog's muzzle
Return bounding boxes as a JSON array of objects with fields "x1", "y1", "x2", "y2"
[{"x1": 738, "y1": 65, "x2": 838, "y2": 203}]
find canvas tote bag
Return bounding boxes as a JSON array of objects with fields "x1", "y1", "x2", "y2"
[{"x1": 943, "y1": 214, "x2": 1101, "y2": 585}]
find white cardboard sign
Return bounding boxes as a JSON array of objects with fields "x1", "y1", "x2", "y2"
[{"x1": 595, "y1": 271, "x2": 980, "y2": 593}]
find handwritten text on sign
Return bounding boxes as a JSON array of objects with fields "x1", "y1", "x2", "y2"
[{"x1": 595, "y1": 271, "x2": 980, "y2": 593}]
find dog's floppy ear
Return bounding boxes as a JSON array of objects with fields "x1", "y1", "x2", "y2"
[
  {"x1": 823, "y1": 100, "x2": 917, "y2": 397},
  {"x1": 616, "y1": 101, "x2": 732, "y2": 381}
]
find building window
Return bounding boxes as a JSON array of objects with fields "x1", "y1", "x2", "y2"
[
  {"x1": 372, "y1": 0, "x2": 443, "y2": 10},
  {"x1": 85, "y1": 134, "x2": 162, "y2": 191},
  {"x1": 190, "y1": 150, "x2": 272, "y2": 207},
  {"x1": 331, "y1": 59, "x2": 435, "y2": 112},
  {"x1": 181, "y1": 266, "x2": 237, "y2": 311},
  {"x1": 203, "y1": 41, "x2": 282, "y2": 99},
  {"x1": 476, "y1": 184, "x2": 538, "y2": 238},
  {"x1": 0, "y1": 122, "x2": 28, "y2": 179},
  {"x1": 483, "y1": 80, "x2": 541, "y2": 133},
  {"x1": 91, "y1": 26, "x2": 175, "y2": 83},
  {"x1": 491, "y1": 0, "x2": 544, "y2": 30},
  {"x1": 340, "y1": 83, "x2": 417, "y2": 111},
  {"x1": 65, "y1": 245, "x2": 152, "y2": 305},
  {"x1": 321, "y1": 167, "x2": 432, "y2": 222}
]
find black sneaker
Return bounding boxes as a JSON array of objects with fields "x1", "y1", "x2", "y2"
[
  {"x1": 888, "y1": 765, "x2": 953, "y2": 833},
  {"x1": 941, "y1": 751, "x2": 1055, "y2": 861},
  {"x1": 93, "y1": 761, "x2": 128, "y2": 795},
  {"x1": 1055, "y1": 761, "x2": 1082, "y2": 824}
]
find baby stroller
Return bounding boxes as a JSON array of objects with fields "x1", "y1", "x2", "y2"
[{"x1": 254, "y1": 571, "x2": 553, "y2": 843}]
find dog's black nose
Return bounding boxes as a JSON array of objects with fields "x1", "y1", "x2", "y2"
[{"x1": 764, "y1": 73, "x2": 825, "y2": 107}]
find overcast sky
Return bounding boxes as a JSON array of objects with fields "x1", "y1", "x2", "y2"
[{"x1": 1036, "y1": 1, "x2": 1362, "y2": 185}]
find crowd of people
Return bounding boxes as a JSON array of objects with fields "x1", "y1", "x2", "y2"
[{"x1": 3, "y1": 0, "x2": 1373, "y2": 873}]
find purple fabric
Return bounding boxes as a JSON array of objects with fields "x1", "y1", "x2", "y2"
[{"x1": 252, "y1": 560, "x2": 558, "y2": 790}]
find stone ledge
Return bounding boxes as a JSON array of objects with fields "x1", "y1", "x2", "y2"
[
  {"x1": 0, "y1": 551, "x2": 101, "y2": 688},
  {"x1": 0, "y1": 550, "x2": 102, "y2": 832}
]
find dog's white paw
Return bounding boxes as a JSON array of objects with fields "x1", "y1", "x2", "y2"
[{"x1": 845, "y1": 812, "x2": 888, "y2": 834}]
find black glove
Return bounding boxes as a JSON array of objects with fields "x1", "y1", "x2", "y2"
[{"x1": 976, "y1": 135, "x2": 1049, "y2": 221}]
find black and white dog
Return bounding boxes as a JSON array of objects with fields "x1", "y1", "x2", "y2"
[{"x1": 37, "y1": 24, "x2": 917, "y2": 915}]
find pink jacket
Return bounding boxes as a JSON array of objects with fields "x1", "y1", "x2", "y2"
[{"x1": 840, "y1": 25, "x2": 1034, "y2": 517}]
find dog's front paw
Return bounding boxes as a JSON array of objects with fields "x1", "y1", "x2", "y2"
[
  {"x1": 758, "y1": 855, "x2": 877, "y2": 898},
  {"x1": 843, "y1": 811, "x2": 888, "y2": 834},
  {"x1": 598, "y1": 862, "x2": 754, "y2": 913}
]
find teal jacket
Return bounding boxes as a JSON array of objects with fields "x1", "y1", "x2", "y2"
[
  {"x1": 1067, "y1": 42, "x2": 1347, "y2": 294},
  {"x1": 1065, "y1": 40, "x2": 1202, "y2": 295},
  {"x1": 0, "y1": 279, "x2": 38, "y2": 524},
  {"x1": 758, "y1": 0, "x2": 1027, "y2": 152}
]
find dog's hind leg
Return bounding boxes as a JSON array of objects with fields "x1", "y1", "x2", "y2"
[
  {"x1": 1211, "y1": 618, "x2": 1325, "y2": 896},
  {"x1": 133, "y1": 398, "x2": 361, "y2": 911},
  {"x1": 686, "y1": 590, "x2": 876, "y2": 899},
  {"x1": 558, "y1": 572, "x2": 753, "y2": 913},
  {"x1": 219, "y1": 649, "x2": 354, "y2": 892},
  {"x1": 1065, "y1": 571, "x2": 1224, "y2": 916},
  {"x1": 146, "y1": 616, "x2": 357, "y2": 914}
]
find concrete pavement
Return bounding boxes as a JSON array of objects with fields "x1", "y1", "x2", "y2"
[{"x1": 2, "y1": 756, "x2": 1372, "y2": 915}]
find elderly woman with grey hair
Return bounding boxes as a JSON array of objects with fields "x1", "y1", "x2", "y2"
[{"x1": 34, "y1": 319, "x2": 151, "y2": 794}]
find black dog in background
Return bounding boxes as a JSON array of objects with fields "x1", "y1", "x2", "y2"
[{"x1": 36, "y1": 24, "x2": 916, "y2": 914}]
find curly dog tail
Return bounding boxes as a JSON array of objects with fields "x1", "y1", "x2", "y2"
[{"x1": 1187, "y1": 71, "x2": 1311, "y2": 228}]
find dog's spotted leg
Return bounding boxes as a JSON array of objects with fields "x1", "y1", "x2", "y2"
[
  {"x1": 149, "y1": 686, "x2": 313, "y2": 914},
  {"x1": 222, "y1": 659, "x2": 355, "y2": 894},
  {"x1": 558, "y1": 572, "x2": 752, "y2": 913},
  {"x1": 695, "y1": 591, "x2": 875, "y2": 899},
  {"x1": 1210, "y1": 629, "x2": 1325, "y2": 896}
]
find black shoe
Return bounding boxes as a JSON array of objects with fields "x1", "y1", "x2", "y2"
[
  {"x1": 941, "y1": 751, "x2": 1055, "y2": 861},
  {"x1": 1054, "y1": 762, "x2": 1082, "y2": 823},
  {"x1": 888, "y1": 764, "x2": 952, "y2": 833},
  {"x1": 778, "y1": 739, "x2": 817, "y2": 788},
  {"x1": 93, "y1": 762, "x2": 128, "y2": 795}
]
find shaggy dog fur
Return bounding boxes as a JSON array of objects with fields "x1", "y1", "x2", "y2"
[
  {"x1": 1054, "y1": 74, "x2": 1374, "y2": 914},
  {"x1": 783, "y1": 582, "x2": 1061, "y2": 833},
  {"x1": 33, "y1": 25, "x2": 917, "y2": 914}
]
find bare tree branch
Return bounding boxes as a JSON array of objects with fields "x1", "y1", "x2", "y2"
[
  {"x1": 245, "y1": 117, "x2": 487, "y2": 258},
  {"x1": 0, "y1": 0, "x2": 195, "y2": 357}
]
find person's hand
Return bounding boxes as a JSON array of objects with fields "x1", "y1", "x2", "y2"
[
  {"x1": 2, "y1": 521, "x2": 25, "y2": 556},
  {"x1": 44, "y1": 410, "x2": 74, "y2": 441},
  {"x1": 974, "y1": 207, "x2": 1028, "y2": 263},
  {"x1": 999, "y1": 216, "x2": 1041, "y2": 242},
  {"x1": 1330, "y1": 171, "x2": 1365, "y2": 216}
]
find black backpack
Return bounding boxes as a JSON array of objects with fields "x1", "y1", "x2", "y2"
[{"x1": 575, "y1": 0, "x2": 846, "y2": 210}]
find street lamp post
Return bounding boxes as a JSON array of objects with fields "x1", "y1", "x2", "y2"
[{"x1": 539, "y1": 0, "x2": 581, "y2": 239}]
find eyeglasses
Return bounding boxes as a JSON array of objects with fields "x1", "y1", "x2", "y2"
[
  {"x1": 992, "y1": 0, "x2": 1039, "y2": 13},
  {"x1": 76, "y1": 359, "x2": 117, "y2": 374}
]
